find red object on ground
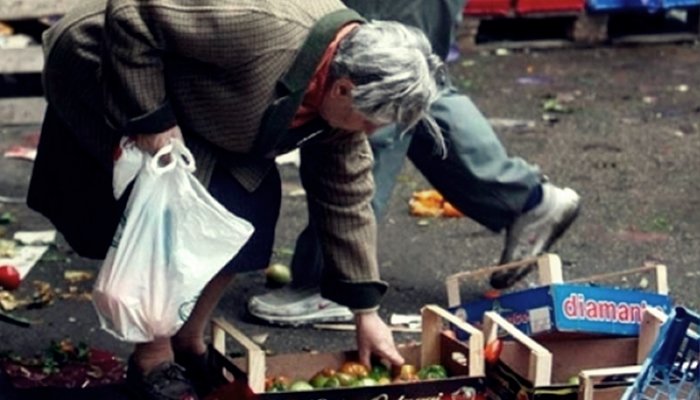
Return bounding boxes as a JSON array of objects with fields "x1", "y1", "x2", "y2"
[
  {"x1": 515, "y1": 0, "x2": 585, "y2": 14},
  {"x1": 482, "y1": 288, "x2": 502, "y2": 299},
  {"x1": 464, "y1": 0, "x2": 513, "y2": 16},
  {"x1": 0, "y1": 265, "x2": 21, "y2": 290},
  {"x1": 484, "y1": 339, "x2": 504, "y2": 364}
]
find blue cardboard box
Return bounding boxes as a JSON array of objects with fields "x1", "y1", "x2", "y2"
[{"x1": 450, "y1": 283, "x2": 672, "y2": 338}]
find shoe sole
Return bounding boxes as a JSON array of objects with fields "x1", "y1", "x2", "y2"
[
  {"x1": 490, "y1": 201, "x2": 581, "y2": 289},
  {"x1": 248, "y1": 308, "x2": 354, "y2": 327}
]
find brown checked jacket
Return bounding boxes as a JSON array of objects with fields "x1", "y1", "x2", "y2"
[{"x1": 31, "y1": 0, "x2": 388, "y2": 309}]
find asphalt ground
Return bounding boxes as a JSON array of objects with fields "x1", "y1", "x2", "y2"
[{"x1": 0, "y1": 41, "x2": 699, "y2": 395}]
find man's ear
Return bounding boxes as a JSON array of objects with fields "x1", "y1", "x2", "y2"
[{"x1": 330, "y1": 77, "x2": 355, "y2": 99}]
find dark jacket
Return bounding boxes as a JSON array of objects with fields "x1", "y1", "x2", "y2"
[{"x1": 29, "y1": 0, "x2": 388, "y2": 310}]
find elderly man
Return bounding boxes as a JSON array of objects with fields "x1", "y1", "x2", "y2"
[
  {"x1": 28, "y1": 0, "x2": 445, "y2": 398},
  {"x1": 247, "y1": 0, "x2": 581, "y2": 325}
]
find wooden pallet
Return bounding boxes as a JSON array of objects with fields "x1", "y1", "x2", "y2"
[
  {"x1": 0, "y1": 0, "x2": 78, "y2": 124},
  {"x1": 457, "y1": 7, "x2": 700, "y2": 50}
]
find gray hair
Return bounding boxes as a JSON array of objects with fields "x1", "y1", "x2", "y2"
[{"x1": 332, "y1": 20, "x2": 446, "y2": 155}]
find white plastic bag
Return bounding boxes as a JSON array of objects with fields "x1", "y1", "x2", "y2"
[{"x1": 93, "y1": 139, "x2": 254, "y2": 342}]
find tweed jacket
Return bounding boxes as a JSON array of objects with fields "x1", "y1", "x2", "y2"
[{"x1": 39, "y1": 0, "x2": 388, "y2": 310}]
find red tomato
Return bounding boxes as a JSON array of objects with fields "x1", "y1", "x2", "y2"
[
  {"x1": 0, "y1": 265, "x2": 21, "y2": 290},
  {"x1": 484, "y1": 339, "x2": 503, "y2": 364}
]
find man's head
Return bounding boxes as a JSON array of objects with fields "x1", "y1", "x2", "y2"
[{"x1": 319, "y1": 20, "x2": 446, "y2": 152}]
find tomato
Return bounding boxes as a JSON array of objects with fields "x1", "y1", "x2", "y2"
[
  {"x1": 0, "y1": 265, "x2": 21, "y2": 290},
  {"x1": 339, "y1": 361, "x2": 369, "y2": 378},
  {"x1": 265, "y1": 375, "x2": 291, "y2": 392},
  {"x1": 484, "y1": 339, "x2": 503, "y2": 364},
  {"x1": 394, "y1": 364, "x2": 419, "y2": 382}
]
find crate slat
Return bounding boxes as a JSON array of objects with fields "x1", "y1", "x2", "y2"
[
  {"x1": 0, "y1": 46, "x2": 43, "y2": 74},
  {"x1": 0, "y1": 0, "x2": 77, "y2": 20}
]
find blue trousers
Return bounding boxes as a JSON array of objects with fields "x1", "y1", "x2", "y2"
[{"x1": 290, "y1": 87, "x2": 542, "y2": 288}]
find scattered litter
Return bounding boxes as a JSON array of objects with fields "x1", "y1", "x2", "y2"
[
  {"x1": 417, "y1": 219, "x2": 430, "y2": 227},
  {"x1": 0, "y1": 239, "x2": 16, "y2": 257},
  {"x1": 3, "y1": 145, "x2": 37, "y2": 161},
  {"x1": 68, "y1": 317, "x2": 77, "y2": 323},
  {"x1": 676, "y1": 84, "x2": 689, "y2": 92},
  {"x1": 0, "y1": 245, "x2": 50, "y2": 279},
  {"x1": 0, "y1": 212, "x2": 15, "y2": 224},
  {"x1": 542, "y1": 98, "x2": 572, "y2": 114},
  {"x1": 390, "y1": 313, "x2": 421, "y2": 329},
  {"x1": 0, "y1": 309, "x2": 33, "y2": 327},
  {"x1": 494, "y1": 48, "x2": 510, "y2": 56},
  {"x1": 642, "y1": 96, "x2": 657, "y2": 104},
  {"x1": 63, "y1": 270, "x2": 95, "y2": 284},
  {"x1": 409, "y1": 189, "x2": 463, "y2": 218},
  {"x1": 0, "y1": 291, "x2": 19, "y2": 311},
  {"x1": 14, "y1": 230, "x2": 57, "y2": 246},
  {"x1": 542, "y1": 113, "x2": 560, "y2": 124},
  {"x1": 517, "y1": 76, "x2": 549, "y2": 85},
  {"x1": 488, "y1": 118, "x2": 536, "y2": 131},
  {"x1": 29, "y1": 280, "x2": 54, "y2": 309}
]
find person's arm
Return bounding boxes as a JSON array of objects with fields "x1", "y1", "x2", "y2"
[{"x1": 299, "y1": 134, "x2": 403, "y2": 366}]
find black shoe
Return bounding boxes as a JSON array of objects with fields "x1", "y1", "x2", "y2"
[
  {"x1": 126, "y1": 358, "x2": 199, "y2": 400},
  {"x1": 174, "y1": 347, "x2": 228, "y2": 397}
]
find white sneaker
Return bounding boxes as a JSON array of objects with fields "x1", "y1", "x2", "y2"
[
  {"x1": 247, "y1": 287, "x2": 353, "y2": 326},
  {"x1": 490, "y1": 183, "x2": 581, "y2": 289}
]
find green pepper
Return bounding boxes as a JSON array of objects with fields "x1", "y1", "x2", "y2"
[
  {"x1": 417, "y1": 364, "x2": 448, "y2": 380},
  {"x1": 369, "y1": 363, "x2": 391, "y2": 381}
]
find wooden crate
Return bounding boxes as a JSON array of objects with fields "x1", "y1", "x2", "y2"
[
  {"x1": 206, "y1": 305, "x2": 486, "y2": 400},
  {"x1": 0, "y1": 0, "x2": 79, "y2": 125},
  {"x1": 484, "y1": 308, "x2": 667, "y2": 399}
]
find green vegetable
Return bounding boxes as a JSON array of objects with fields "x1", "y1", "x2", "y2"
[
  {"x1": 289, "y1": 380, "x2": 314, "y2": 391},
  {"x1": 355, "y1": 377, "x2": 378, "y2": 387},
  {"x1": 323, "y1": 376, "x2": 341, "y2": 388},
  {"x1": 335, "y1": 372, "x2": 357, "y2": 387},
  {"x1": 369, "y1": 363, "x2": 391, "y2": 380},
  {"x1": 417, "y1": 364, "x2": 448, "y2": 380},
  {"x1": 310, "y1": 373, "x2": 330, "y2": 388}
]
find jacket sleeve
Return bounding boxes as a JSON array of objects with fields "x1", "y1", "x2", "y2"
[
  {"x1": 299, "y1": 133, "x2": 388, "y2": 310},
  {"x1": 102, "y1": 0, "x2": 177, "y2": 135}
]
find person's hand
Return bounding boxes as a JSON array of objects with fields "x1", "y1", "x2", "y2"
[
  {"x1": 355, "y1": 311, "x2": 405, "y2": 367},
  {"x1": 133, "y1": 125, "x2": 183, "y2": 154}
]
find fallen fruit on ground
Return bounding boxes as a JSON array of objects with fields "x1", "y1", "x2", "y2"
[
  {"x1": 264, "y1": 263, "x2": 292, "y2": 286},
  {"x1": 0, "y1": 265, "x2": 21, "y2": 290}
]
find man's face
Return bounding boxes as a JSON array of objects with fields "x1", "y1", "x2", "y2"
[{"x1": 319, "y1": 77, "x2": 387, "y2": 134}]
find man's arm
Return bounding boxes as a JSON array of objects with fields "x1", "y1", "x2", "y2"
[{"x1": 299, "y1": 134, "x2": 403, "y2": 366}]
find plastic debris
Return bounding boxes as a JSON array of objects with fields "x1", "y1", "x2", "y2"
[{"x1": 13, "y1": 230, "x2": 57, "y2": 246}]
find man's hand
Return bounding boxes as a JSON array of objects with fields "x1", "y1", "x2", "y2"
[
  {"x1": 355, "y1": 311, "x2": 405, "y2": 367},
  {"x1": 133, "y1": 125, "x2": 184, "y2": 154}
]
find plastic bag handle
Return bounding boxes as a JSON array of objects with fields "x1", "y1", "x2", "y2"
[
  {"x1": 148, "y1": 142, "x2": 178, "y2": 175},
  {"x1": 172, "y1": 139, "x2": 196, "y2": 172}
]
